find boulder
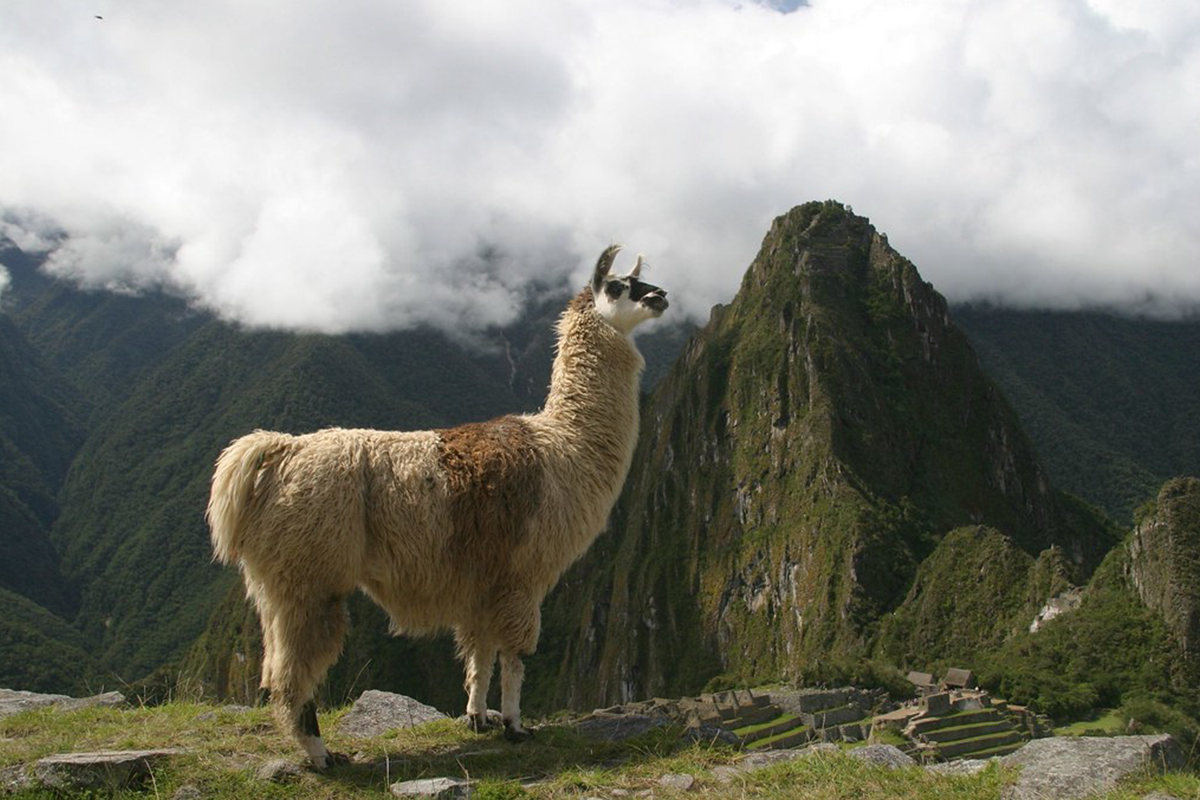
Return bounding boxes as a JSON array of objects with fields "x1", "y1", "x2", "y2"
[
  {"x1": 925, "y1": 759, "x2": 992, "y2": 775},
  {"x1": 658, "y1": 772, "x2": 695, "y2": 790},
  {"x1": 338, "y1": 690, "x2": 447, "y2": 738},
  {"x1": 33, "y1": 749, "x2": 183, "y2": 792},
  {"x1": 846, "y1": 744, "x2": 916, "y2": 769},
  {"x1": 391, "y1": 776, "x2": 472, "y2": 798},
  {"x1": 1001, "y1": 734, "x2": 1183, "y2": 800},
  {"x1": 255, "y1": 758, "x2": 304, "y2": 783},
  {"x1": 0, "y1": 688, "x2": 126, "y2": 720}
]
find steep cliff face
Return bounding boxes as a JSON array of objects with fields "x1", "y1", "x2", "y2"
[
  {"x1": 1128, "y1": 477, "x2": 1200, "y2": 675},
  {"x1": 534, "y1": 201, "x2": 1116, "y2": 711}
]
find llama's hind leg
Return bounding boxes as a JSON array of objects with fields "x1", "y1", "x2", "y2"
[
  {"x1": 499, "y1": 650, "x2": 531, "y2": 741},
  {"x1": 268, "y1": 593, "x2": 351, "y2": 768},
  {"x1": 496, "y1": 594, "x2": 539, "y2": 741},
  {"x1": 465, "y1": 641, "x2": 498, "y2": 732}
]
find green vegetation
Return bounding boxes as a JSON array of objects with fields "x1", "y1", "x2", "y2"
[
  {"x1": 0, "y1": 700, "x2": 1023, "y2": 799},
  {"x1": 1054, "y1": 709, "x2": 1123, "y2": 737},
  {"x1": 978, "y1": 545, "x2": 1190, "y2": 723},
  {"x1": 953, "y1": 305, "x2": 1200, "y2": 525},
  {"x1": 6, "y1": 700, "x2": 1195, "y2": 799}
]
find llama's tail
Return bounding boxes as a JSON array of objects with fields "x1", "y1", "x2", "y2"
[{"x1": 207, "y1": 431, "x2": 290, "y2": 565}]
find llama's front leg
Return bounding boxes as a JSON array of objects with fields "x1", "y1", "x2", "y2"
[
  {"x1": 465, "y1": 642, "x2": 497, "y2": 733},
  {"x1": 499, "y1": 651, "x2": 532, "y2": 741}
]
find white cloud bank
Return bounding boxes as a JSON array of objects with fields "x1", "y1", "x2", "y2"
[{"x1": 1, "y1": 0, "x2": 1198, "y2": 332}]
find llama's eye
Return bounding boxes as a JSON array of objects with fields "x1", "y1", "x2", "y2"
[{"x1": 605, "y1": 280, "x2": 626, "y2": 299}]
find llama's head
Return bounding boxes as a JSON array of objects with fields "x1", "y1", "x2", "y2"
[{"x1": 590, "y1": 245, "x2": 669, "y2": 334}]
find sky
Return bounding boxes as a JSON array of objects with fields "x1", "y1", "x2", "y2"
[{"x1": 1, "y1": 0, "x2": 1197, "y2": 333}]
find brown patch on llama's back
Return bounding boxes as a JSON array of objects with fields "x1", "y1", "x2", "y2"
[{"x1": 437, "y1": 416, "x2": 543, "y2": 562}]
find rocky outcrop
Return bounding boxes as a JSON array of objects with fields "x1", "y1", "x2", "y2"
[
  {"x1": 32, "y1": 750, "x2": 184, "y2": 793},
  {"x1": 337, "y1": 690, "x2": 447, "y2": 738},
  {"x1": 0, "y1": 688, "x2": 125, "y2": 719},
  {"x1": 1128, "y1": 477, "x2": 1200, "y2": 672},
  {"x1": 391, "y1": 776, "x2": 473, "y2": 798},
  {"x1": 1000, "y1": 734, "x2": 1183, "y2": 800}
]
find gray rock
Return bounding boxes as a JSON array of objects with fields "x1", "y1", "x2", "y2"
[
  {"x1": 575, "y1": 713, "x2": 670, "y2": 742},
  {"x1": 711, "y1": 765, "x2": 741, "y2": 785},
  {"x1": 739, "y1": 742, "x2": 838, "y2": 771},
  {"x1": 846, "y1": 744, "x2": 916, "y2": 769},
  {"x1": 925, "y1": 759, "x2": 992, "y2": 775},
  {"x1": 1141, "y1": 793, "x2": 1183, "y2": 800},
  {"x1": 255, "y1": 758, "x2": 304, "y2": 783},
  {"x1": 0, "y1": 688, "x2": 126, "y2": 720},
  {"x1": 658, "y1": 772, "x2": 695, "y2": 790},
  {"x1": 58, "y1": 691, "x2": 127, "y2": 712},
  {"x1": 172, "y1": 784, "x2": 205, "y2": 800},
  {"x1": 339, "y1": 690, "x2": 448, "y2": 738},
  {"x1": 1001, "y1": 734, "x2": 1183, "y2": 800},
  {"x1": 390, "y1": 776, "x2": 472, "y2": 798},
  {"x1": 33, "y1": 749, "x2": 183, "y2": 792},
  {"x1": 684, "y1": 723, "x2": 740, "y2": 746}
]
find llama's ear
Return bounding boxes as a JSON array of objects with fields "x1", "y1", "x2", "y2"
[
  {"x1": 593, "y1": 244, "x2": 622, "y2": 292},
  {"x1": 630, "y1": 254, "x2": 645, "y2": 279}
]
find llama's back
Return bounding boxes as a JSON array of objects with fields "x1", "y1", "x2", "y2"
[{"x1": 207, "y1": 428, "x2": 448, "y2": 593}]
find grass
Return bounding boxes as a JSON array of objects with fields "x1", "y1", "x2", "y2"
[
  {"x1": 732, "y1": 712, "x2": 798, "y2": 737},
  {"x1": 0, "y1": 700, "x2": 1193, "y2": 799},
  {"x1": 1055, "y1": 709, "x2": 1124, "y2": 737}
]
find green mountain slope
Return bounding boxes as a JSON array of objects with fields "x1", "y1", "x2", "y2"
[
  {"x1": 0, "y1": 313, "x2": 81, "y2": 615},
  {"x1": 952, "y1": 306, "x2": 1200, "y2": 524},
  {"x1": 532, "y1": 201, "x2": 1117, "y2": 711},
  {"x1": 0, "y1": 588, "x2": 101, "y2": 694}
]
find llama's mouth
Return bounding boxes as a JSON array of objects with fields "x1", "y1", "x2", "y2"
[{"x1": 643, "y1": 293, "x2": 669, "y2": 314}]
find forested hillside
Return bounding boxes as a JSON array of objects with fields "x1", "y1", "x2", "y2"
[{"x1": 953, "y1": 306, "x2": 1200, "y2": 524}]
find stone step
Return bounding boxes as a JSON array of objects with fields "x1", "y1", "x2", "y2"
[
  {"x1": 728, "y1": 704, "x2": 785, "y2": 730},
  {"x1": 936, "y1": 731, "x2": 1025, "y2": 759},
  {"x1": 734, "y1": 713, "x2": 805, "y2": 744},
  {"x1": 947, "y1": 740, "x2": 1025, "y2": 761},
  {"x1": 921, "y1": 720, "x2": 1016, "y2": 744},
  {"x1": 908, "y1": 709, "x2": 1001, "y2": 735},
  {"x1": 746, "y1": 724, "x2": 814, "y2": 751},
  {"x1": 805, "y1": 704, "x2": 870, "y2": 729}
]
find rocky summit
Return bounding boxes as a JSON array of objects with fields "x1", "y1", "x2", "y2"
[{"x1": 536, "y1": 201, "x2": 1117, "y2": 710}]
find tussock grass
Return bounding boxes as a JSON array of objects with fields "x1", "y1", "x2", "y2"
[{"x1": 1, "y1": 701, "x2": 1195, "y2": 799}]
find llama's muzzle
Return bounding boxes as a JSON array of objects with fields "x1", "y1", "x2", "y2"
[{"x1": 643, "y1": 291, "x2": 669, "y2": 313}]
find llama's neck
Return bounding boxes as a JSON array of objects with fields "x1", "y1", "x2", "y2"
[{"x1": 540, "y1": 288, "x2": 645, "y2": 476}]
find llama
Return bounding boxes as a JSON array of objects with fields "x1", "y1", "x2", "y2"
[{"x1": 207, "y1": 245, "x2": 668, "y2": 767}]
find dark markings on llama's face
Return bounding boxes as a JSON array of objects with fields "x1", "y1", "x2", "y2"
[
  {"x1": 437, "y1": 416, "x2": 543, "y2": 560},
  {"x1": 300, "y1": 700, "x2": 321, "y2": 738},
  {"x1": 604, "y1": 276, "x2": 668, "y2": 311}
]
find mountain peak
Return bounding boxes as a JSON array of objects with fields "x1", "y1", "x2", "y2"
[{"x1": 537, "y1": 203, "x2": 1117, "y2": 709}]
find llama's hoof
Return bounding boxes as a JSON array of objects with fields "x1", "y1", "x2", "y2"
[
  {"x1": 308, "y1": 751, "x2": 351, "y2": 770},
  {"x1": 502, "y1": 722, "x2": 535, "y2": 743},
  {"x1": 460, "y1": 710, "x2": 501, "y2": 733}
]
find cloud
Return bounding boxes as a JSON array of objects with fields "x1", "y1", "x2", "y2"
[
  {"x1": 0, "y1": 0, "x2": 1198, "y2": 332},
  {"x1": 0, "y1": 265, "x2": 9, "y2": 305}
]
